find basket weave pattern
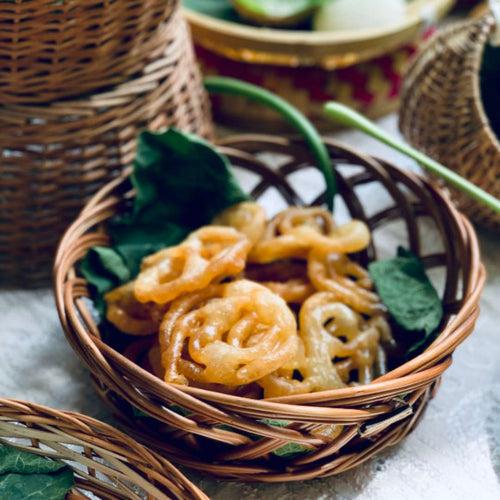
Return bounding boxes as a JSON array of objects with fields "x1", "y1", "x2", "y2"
[
  {"x1": 0, "y1": 12, "x2": 212, "y2": 287},
  {"x1": 54, "y1": 136, "x2": 484, "y2": 482},
  {"x1": 0, "y1": 0, "x2": 177, "y2": 103},
  {"x1": 399, "y1": 14, "x2": 500, "y2": 228},
  {"x1": 0, "y1": 398, "x2": 207, "y2": 499}
]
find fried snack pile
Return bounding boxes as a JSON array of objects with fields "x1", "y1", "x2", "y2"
[{"x1": 105, "y1": 202, "x2": 393, "y2": 398}]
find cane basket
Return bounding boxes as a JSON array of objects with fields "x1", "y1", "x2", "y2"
[
  {"x1": 399, "y1": 13, "x2": 500, "y2": 229},
  {"x1": 0, "y1": 398, "x2": 207, "y2": 499},
  {"x1": 0, "y1": 13, "x2": 212, "y2": 288},
  {"x1": 54, "y1": 135, "x2": 485, "y2": 482},
  {"x1": 0, "y1": 0, "x2": 178, "y2": 104}
]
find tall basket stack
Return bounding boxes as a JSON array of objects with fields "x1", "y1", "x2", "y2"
[{"x1": 0, "y1": 0, "x2": 213, "y2": 287}]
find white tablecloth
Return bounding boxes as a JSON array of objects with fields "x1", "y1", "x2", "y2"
[{"x1": 1, "y1": 116, "x2": 499, "y2": 499}]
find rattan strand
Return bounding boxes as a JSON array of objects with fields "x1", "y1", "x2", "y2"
[
  {"x1": 54, "y1": 135, "x2": 484, "y2": 482},
  {"x1": 0, "y1": 398, "x2": 207, "y2": 499},
  {"x1": 399, "y1": 13, "x2": 500, "y2": 229},
  {"x1": 0, "y1": 0, "x2": 178, "y2": 104},
  {"x1": 0, "y1": 12, "x2": 213, "y2": 288}
]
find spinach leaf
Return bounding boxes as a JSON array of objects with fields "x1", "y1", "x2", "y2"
[
  {"x1": 132, "y1": 129, "x2": 249, "y2": 226},
  {"x1": 369, "y1": 247, "x2": 443, "y2": 354},
  {"x1": 0, "y1": 445, "x2": 74, "y2": 500},
  {"x1": 81, "y1": 128, "x2": 249, "y2": 317}
]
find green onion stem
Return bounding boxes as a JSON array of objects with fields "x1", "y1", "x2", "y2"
[
  {"x1": 324, "y1": 101, "x2": 500, "y2": 214},
  {"x1": 205, "y1": 76, "x2": 336, "y2": 210}
]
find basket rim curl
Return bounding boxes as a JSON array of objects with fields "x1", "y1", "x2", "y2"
[
  {"x1": 53, "y1": 135, "x2": 485, "y2": 479},
  {"x1": 0, "y1": 398, "x2": 207, "y2": 499}
]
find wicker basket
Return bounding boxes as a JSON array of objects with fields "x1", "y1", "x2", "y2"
[
  {"x1": 184, "y1": 0, "x2": 454, "y2": 130},
  {"x1": 0, "y1": 0, "x2": 178, "y2": 104},
  {"x1": 54, "y1": 135, "x2": 485, "y2": 482},
  {"x1": 399, "y1": 14, "x2": 500, "y2": 229},
  {"x1": 0, "y1": 12, "x2": 212, "y2": 288},
  {"x1": 0, "y1": 398, "x2": 207, "y2": 499}
]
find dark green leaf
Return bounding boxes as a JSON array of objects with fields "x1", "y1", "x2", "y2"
[
  {"x1": 80, "y1": 246, "x2": 130, "y2": 316},
  {"x1": 108, "y1": 219, "x2": 189, "y2": 277},
  {"x1": 0, "y1": 446, "x2": 66, "y2": 475},
  {"x1": 369, "y1": 247, "x2": 443, "y2": 354},
  {"x1": 0, "y1": 445, "x2": 74, "y2": 500},
  {"x1": 132, "y1": 129, "x2": 249, "y2": 227},
  {"x1": 272, "y1": 442, "x2": 310, "y2": 458},
  {"x1": 0, "y1": 468, "x2": 74, "y2": 500}
]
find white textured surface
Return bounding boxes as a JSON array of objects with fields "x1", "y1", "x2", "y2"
[{"x1": 0, "y1": 116, "x2": 498, "y2": 499}]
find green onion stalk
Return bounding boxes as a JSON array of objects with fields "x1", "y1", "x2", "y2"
[
  {"x1": 204, "y1": 76, "x2": 337, "y2": 211},
  {"x1": 324, "y1": 102, "x2": 500, "y2": 214}
]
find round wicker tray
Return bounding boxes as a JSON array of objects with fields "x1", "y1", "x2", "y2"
[
  {"x1": 0, "y1": 0, "x2": 177, "y2": 104},
  {"x1": 184, "y1": 0, "x2": 454, "y2": 129},
  {"x1": 0, "y1": 398, "x2": 207, "y2": 499},
  {"x1": 399, "y1": 13, "x2": 500, "y2": 229},
  {"x1": 54, "y1": 135, "x2": 485, "y2": 482},
  {"x1": 0, "y1": 12, "x2": 212, "y2": 288}
]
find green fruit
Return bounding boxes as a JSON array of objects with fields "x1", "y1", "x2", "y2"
[{"x1": 232, "y1": 0, "x2": 319, "y2": 27}]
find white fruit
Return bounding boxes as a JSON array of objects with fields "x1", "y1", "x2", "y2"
[{"x1": 313, "y1": 0, "x2": 406, "y2": 32}]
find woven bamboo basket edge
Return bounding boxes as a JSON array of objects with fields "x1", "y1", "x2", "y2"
[{"x1": 0, "y1": 398, "x2": 207, "y2": 499}]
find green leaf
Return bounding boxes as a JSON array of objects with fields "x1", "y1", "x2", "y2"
[
  {"x1": 258, "y1": 420, "x2": 310, "y2": 458},
  {"x1": 368, "y1": 247, "x2": 443, "y2": 354},
  {"x1": 0, "y1": 469, "x2": 74, "y2": 500},
  {"x1": 0, "y1": 445, "x2": 74, "y2": 500},
  {"x1": 108, "y1": 219, "x2": 189, "y2": 277},
  {"x1": 260, "y1": 418, "x2": 290, "y2": 428},
  {"x1": 80, "y1": 246, "x2": 130, "y2": 316},
  {"x1": 132, "y1": 129, "x2": 249, "y2": 227},
  {"x1": 0, "y1": 446, "x2": 67, "y2": 475},
  {"x1": 272, "y1": 442, "x2": 310, "y2": 459}
]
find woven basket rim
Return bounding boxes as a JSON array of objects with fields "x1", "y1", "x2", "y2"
[
  {"x1": 184, "y1": 0, "x2": 454, "y2": 67},
  {"x1": 0, "y1": 398, "x2": 207, "y2": 499},
  {"x1": 53, "y1": 135, "x2": 485, "y2": 413}
]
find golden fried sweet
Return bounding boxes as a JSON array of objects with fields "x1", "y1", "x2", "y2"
[
  {"x1": 259, "y1": 292, "x2": 388, "y2": 397},
  {"x1": 105, "y1": 282, "x2": 166, "y2": 336},
  {"x1": 307, "y1": 248, "x2": 385, "y2": 316},
  {"x1": 249, "y1": 207, "x2": 371, "y2": 263},
  {"x1": 134, "y1": 226, "x2": 251, "y2": 304},
  {"x1": 159, "y1": 280, "x2": 299, "y2": 386},
  {"x1": 212, "y1": 201, "x2": 266, "y2": 247}
]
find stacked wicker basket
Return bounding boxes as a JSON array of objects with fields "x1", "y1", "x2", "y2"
[{"x1": 0, "y1": 0, "x2": 212, "y2": 287}]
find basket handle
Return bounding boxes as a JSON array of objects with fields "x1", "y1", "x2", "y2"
[{"x1": 490, "y1": 0, "x2": 500, "y2": 46}]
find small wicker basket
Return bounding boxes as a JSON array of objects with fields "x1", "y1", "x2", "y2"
[
  {"x1": 399, "y1": 13, "x2": 500, "y2": 229},
  {"x1": 0, "y1": 12, "x2": 212, "y2": 288},
  {"x1": 54, "y1": 135, "x2": 485, "y2": 482},
  {"x1": 0, "y1": 0, "x2": 177, "y2": 104},
  {"x1": 0, "y1": 398, "x2": 207, "y2": 499}
]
